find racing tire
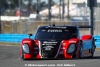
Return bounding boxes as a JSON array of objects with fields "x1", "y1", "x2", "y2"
[
  {"x1": 72, "y1": 51, "x2": 81, "y2": 59},
  {"x1": 72, "y1": 46, "x2": 78, "y2": 59},
  {"x1": 89, "y1": 38, "x2": 95, "y2": 58},
  {"x1": 72, "y1": 53, "x2": 76, "y2": 58},
  {"x1": 89, "y1": 49, "x2": 93, "y2": 58}
]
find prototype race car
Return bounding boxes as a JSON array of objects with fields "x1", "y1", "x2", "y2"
[{"x1": 20, "y1": 25, "x2": 96, "y2": 59}]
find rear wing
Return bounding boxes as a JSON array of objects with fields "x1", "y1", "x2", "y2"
[
  {"x1": 77, "y1": 26, "x2": 93, "y2": 35},
  {"x1": 78, "y1": 26, "x2": 93, "y2": 28}
]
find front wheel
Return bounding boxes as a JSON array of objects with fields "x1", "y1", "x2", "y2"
[{"x1": 72, "y1": 48, "x2": 81, "y2": 59}]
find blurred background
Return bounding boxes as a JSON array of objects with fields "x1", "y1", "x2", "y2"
[
  {"x1": 0, "y1": 0, "x2": 90, "y2": 20},
  {"x1": 0, "y1": 0, "x2": 99, "y2": 34}
]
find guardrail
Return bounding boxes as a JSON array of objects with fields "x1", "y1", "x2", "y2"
[
  {"x1": 93, "y1": 35, "x2": 100, "y2": 48},
  {"x1": 0, "y1": 34, "x2": 34, "y2": 43},
  {"x1": 0, "y1": 34, "x2": 100, "y2": 48}
]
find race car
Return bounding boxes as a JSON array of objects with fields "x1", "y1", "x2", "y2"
[{"x1": 20, "y1": 25, "x2": 96, "y2": 59}]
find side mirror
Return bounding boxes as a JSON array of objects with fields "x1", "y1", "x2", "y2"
[
  {"x1": 94, "y1": 39, "x2": 97, "y2": 41},
  {"x1": 28, "y1": 34, "x2": 32, "y2": 38},
  {"x1": 80, "y1": 40, "x2": 83, "y2": 44}
]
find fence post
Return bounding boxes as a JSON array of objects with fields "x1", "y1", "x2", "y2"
[{"x1": 0, "y1": 4, "x2": 1, "y2": 33}]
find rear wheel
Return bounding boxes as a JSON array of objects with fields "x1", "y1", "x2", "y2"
[
  {"x1": 90, "y1": 38, "x2": 95, "y2": 58},
  {"x1": 90, "y1": 49, "x2": 93, "y2": 58}
]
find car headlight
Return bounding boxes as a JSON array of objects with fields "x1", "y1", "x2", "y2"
[
  {"x1": 22, "y1": 44, "x2": 29, "y2": 53},
  {"x1": 67, "y1": 44, "x2": 75, "y2": 53}
]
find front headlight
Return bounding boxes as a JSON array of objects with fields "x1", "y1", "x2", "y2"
[
  {"x1": 22, "y1": 44, "x2": 29, "y2": 53},
  {"x1": 67, "y1": 44, "x2": 75, "y2": 53}
]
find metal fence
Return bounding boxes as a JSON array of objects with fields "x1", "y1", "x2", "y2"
[
  {"x1": 0, "y1": 20, "x2": 100, "y2": 35},
  {"x1": 1, "y1": 2, "x2": 100, "y2": 35},
  {"x1": 0, "y1": 20, "x2": 69, "y2": 34}
]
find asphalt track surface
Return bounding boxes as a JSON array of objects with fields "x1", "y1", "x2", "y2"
[{"x1": 0, "y1": 45, "x2": 100, "y2": 67}]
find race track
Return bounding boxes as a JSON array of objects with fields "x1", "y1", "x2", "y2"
[{"x1": 0, "y1": 45, "x2": 100, "y2": 67}]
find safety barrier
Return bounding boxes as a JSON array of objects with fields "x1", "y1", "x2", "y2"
[
  {"x1": 0, "y1": 34, "x2": 35, "y2": 43},
  {"x1": 94, "y1": 35, "x2": 100, "y2": 48},
  {"x1": 0, "y1": 34, "x2": 100, "y2": 48}
]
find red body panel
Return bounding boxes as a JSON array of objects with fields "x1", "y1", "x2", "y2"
[
  {"x1": 24, "y1": 54, "x2": 32, "y2": 59},
  {"x1": 20, "y1": 38, "x2": 81, "y2": 59},
  {"x1": 20, "y1": 35, "x2": 95, "y2": 59},
  {"x1": 81, "y1": 35, "x2": 92, "y2": 40},
  {"x1": 34, "y1": 40, "x2": 41, "y2": 58},
  {"x1": 20, "y1": 38, "x2": 34, "y2": 59},
  {"x1": 61, "y1": 38, "x2": 80, "y2": 58}
]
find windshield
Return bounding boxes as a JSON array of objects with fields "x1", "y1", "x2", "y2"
[{"x1": 35, "y1": 29, "x2": 77, "y2": 40}]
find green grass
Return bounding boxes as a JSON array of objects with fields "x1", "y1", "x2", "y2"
[
  {"x1": 0, "y1": 42, "x2": 20, "y2": 46},
  {"x1": 96, "y1": 48, "x2": 100, "y2": 50}
]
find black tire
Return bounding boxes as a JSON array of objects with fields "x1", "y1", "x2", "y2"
[
  {"x1": 72, "y1": 53, "x2": 76, "y2": 58},
  {"x1": 89, "y1": 49, "x2": 93, "y2": 58},
  {"x1": 72, "y1": 51, "x2": 81, "y2": 59},
  {"x1": 72, "y1": 45, "x2": 81, "y2": 59},
  {"x1": 72, "y1": 46, "x2": 77, "y2": 58}
]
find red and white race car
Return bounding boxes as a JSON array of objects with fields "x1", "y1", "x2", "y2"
[{"x1": 20, "y1": 25, "x2": 96, "y2": 59}]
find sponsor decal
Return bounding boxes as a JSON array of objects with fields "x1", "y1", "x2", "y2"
[
  {"x1": 42, "y1": 41, "x2": 57, "y2": 46},
  {"x1": 43, "y1": 46, "x2": 54, "y2": 50}
]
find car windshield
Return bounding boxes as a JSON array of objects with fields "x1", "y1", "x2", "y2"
[{"x1": 35, "y1": 29, "x2": 77, "y2": 40}]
